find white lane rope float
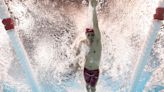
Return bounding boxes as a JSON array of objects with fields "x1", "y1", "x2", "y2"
[
  {"x1": 130, "y1": 1, "x2": 164, "y2": 92},
  {"x1": 1, "y1": 0, "x2": 41, "y2": 92}
]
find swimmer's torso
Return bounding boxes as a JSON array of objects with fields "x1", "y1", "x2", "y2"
[{"x1": 85, "y1": 37, "x2": 102, "y2": 70}]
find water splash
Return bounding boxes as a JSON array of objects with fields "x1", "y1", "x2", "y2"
[{"x1": 0, "y1": 0, "x2": 164, "y2": 92}]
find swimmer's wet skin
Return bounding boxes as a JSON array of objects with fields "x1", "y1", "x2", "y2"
[
  {"x1": 72, "y1": 0, "x2": 101, "y2": 91},
  {"x1": 83, "y1": 0, "x2": 102, "y2": 92}
]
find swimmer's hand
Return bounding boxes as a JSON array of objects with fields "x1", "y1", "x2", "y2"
[{"x1": 90, "y1": 0, "x2": 97, "y2": 7}]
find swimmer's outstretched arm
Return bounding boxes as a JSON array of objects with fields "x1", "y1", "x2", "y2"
[{"x1": 90, "y1": 0, "x2": 101, "y2": 39}]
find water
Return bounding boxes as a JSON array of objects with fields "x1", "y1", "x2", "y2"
[
  {"x1": 130, "y1": 21, "x2": 163, "y2": 92},
  {"x1": 3, "y1": 83, "x2": 17, "y2": 92},
  {"x1": 7, "y1": 31, "x2": 41, "y2": 92},
  {"x1": 0, "y1": 0, "x2": 164, "y2": 92}
]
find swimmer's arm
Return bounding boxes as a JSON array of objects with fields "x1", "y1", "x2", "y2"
[
  {"x1": 75, "y1": 40, "x2": 86, "y2": 56},
  {"x1": 93, "y1": 8, "x2": 101, "y2": 39},
  {"x1": 91, "y1": 0, "x2": 101, "y2": 40}
]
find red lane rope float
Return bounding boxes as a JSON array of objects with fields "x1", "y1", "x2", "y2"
[
  {"x1": 2, "y1": 18, "x2": 14, "y2": 30},
  {"x1": 154, "y1": 7, "x2": 164, "y2": 20}
]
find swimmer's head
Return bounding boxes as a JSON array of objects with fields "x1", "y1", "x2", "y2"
[{"x1": 85, "y1": 28, "x2": 95, "y2": 43}]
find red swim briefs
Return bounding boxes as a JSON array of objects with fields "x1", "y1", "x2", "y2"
[{"x1": 83, "y1": 68, "x2": 99, "y2": 87}]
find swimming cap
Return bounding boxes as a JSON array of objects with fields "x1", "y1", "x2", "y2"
[{"x1": 85, "y1": 28, "x2": 94, "y2": 33}]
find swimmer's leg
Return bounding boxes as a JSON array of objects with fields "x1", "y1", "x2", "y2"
[
  {"x1": 90, "y1": 86, "x2": 96, "y2": 92},
  {"x1": 90, "y1": 70, "x2": 99, "y2": 92},
  {"x1": 86, "y1": 84, "x2": 91, "y2": 92}
]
